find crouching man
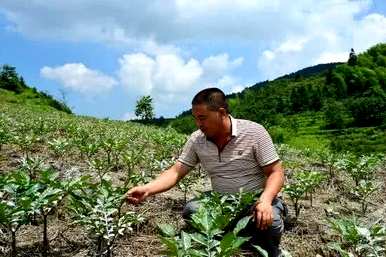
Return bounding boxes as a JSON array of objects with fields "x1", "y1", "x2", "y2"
[{"x1": 127, "y1": 88, "x2": 285, "y2": 257}]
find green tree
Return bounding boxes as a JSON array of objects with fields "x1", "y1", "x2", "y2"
[
  {"x1": 323, "y1": 100, "x2": 347, "y2": 129},
  {"x1": 348, "y1": 97, "x2": 386, "y2": 126},
  {"x1": 170, "y1": 115, "x2": 196, "y2": 134},
  {"x1": 331, "y1": 72, "x2": 347, "y2": 98},
  {"x1": 135, "y1": 95, "x2": 154, "y2": 121},
  {"x1": 348, "y1": 48, "x2": 358, "y2": 66},
  {"x1": 0, "y1": 64, "x2": 25, "y2": 93}
]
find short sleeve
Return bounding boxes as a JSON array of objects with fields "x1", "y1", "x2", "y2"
[
  {"x1": 178, "y1": 135, "x2": 199, "y2": 168},
  {"x1": 253, "y1": 125, "x2": 280, "y2": 167}
]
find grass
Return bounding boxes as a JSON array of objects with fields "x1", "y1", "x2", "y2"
[
  {"x1": 0, "y1": 88, "x2": 71, "y2": 114},
  {"x1": 269, "y1": 111, "x2": 386, "y2": 154}
]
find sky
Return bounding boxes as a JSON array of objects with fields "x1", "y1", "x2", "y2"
[{"x1": 1, "y1": 0, "x2": 386, "y2": 120}]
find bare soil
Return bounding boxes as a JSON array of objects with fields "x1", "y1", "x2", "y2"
[{"x1": 1, "y1": 144, "x2": 385, "y2": 257}]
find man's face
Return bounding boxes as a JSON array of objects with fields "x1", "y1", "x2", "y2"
[{"x1": 192, "y1": 104, "x2": 223, "y2": 138}]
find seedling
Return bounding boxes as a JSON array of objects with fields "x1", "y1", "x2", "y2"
[
  {"x1": 159, "y1": 190, "x2": 259, "y2": 257},
  {"x1": 352, "y1": 180, "x2": 378, "y2": 214},
  {"x1": 69, "y1": 179, "x2": 143, "y2": 257},
  {"x1": 327, "y1": 217, "x2": 386, "y2": 257}
]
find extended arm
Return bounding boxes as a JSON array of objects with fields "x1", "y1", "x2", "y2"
[{"x1": 126, "y1": 161, "x2": 190, "y2": 204}]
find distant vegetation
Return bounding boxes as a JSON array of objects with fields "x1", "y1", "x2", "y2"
[
  {"x1": 0, "y1": 64, "x2": 72, "y2": 114},
  {"x1": 1, "y1": 44, "x2": 385, "y2": 153},
  {"x1": 135, "y1": 95, "x2": 155, "y2": 121},
  {"x1": 0, "y1": 46, "x2": 385, "y2": 257},
  {"x1": 169, "y1": 43, "x2": 386, "y2": 153}
]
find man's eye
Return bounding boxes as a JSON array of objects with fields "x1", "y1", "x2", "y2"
[{"x1": 193, "y1": 116, "x2": 206, "y2": 121}]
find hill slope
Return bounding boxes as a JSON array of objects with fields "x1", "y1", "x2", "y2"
[
  {"x1": 0, "y1": 63, "x2": 385, "y2": 257},
  {"x1": 0, "y1": 64, "x2": 72, "y2": 114},
  {"x1": 170, "y1": 43, "x2": 386, "y2": 153}
]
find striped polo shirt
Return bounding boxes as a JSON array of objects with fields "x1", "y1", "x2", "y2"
[{"x1": 178, "y1": 115, "x2": 280, "y2": 193}]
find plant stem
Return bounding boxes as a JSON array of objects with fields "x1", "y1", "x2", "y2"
[
  {"x1": 11, "y1": 230, "x2": 16, "y2": 257},
  {"x1": 43, "y1": 214, "x2": 49, "y2": 257},
  {"x1": 107, "y1": 151, "x2": 111, "y2": 166},
  {"x1": 97, "y1": 236, "x2": 102, "y2": 257},
  {"x1": 295, "y1": 199, "x2": 300, "y2": 218}
]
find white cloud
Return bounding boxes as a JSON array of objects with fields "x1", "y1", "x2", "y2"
[
  {"x1": 316, "y1": 52, "x2": 348, "y2": 64},
  {"x1": 277, "y1": 37, "x2": 309, "y2": 53},
  {"x1": 0, "y1": 0, "x2": 376, "y2": 81},
  {"x1": 230, "y1": 85, "x2": 245, "y2": 94},
  {"x1": 0, "y1": 1, "x2": 373, "y2": 48},
  {"x1": 118, "y1": 53, "x2": 156, "y2": 95},
  {"x1": 256, "y1": 1, "x2": 386, "y2": 80},
  {"x1": 353, "y1": 13, "x2": 386, "y2": 52},
  {"x1": 262, "y1": 51, "x2": 275, "y2": 61},
  {"x1": 40, "y1": 63, "x2": 117, "y2": 94},
  {"x1": 118, "y1": 53, "x2": 203, "y2": 95},
  {"x1": 38, "y1": 51, "x2": 244, "y2": 117},
  {"x1": 117, "y1": 52, "x2": 244, "y2": 116},
  {"x1": 213, "y1": 75, "x2": 247, "y2": 95},
  {"x1": 117, "y1": 52, "x2": 201, "y2": 117},
  {"x1": 3, "y1": 1, "x2": 384, "y2": 79},
  {"x1": 2, "y1": 0, "x2": 386, "y2": 117},
  {"x1": 202, "y1": 54, "x2": 243, "y2": 80},
  {"x1": 154, "y1": 54, "x2": 203, "y2": 93}
]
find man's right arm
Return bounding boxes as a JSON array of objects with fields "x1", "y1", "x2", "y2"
[{"x1": 126, "y1": 161, "x2": 190, "y2": 204}]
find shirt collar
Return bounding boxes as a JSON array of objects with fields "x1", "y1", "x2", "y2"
[{"x1": 229, "y1": 115, "x2": 238, "y2": 137}]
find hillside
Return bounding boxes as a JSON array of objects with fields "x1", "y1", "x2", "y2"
[
  {"x1": 170, "y1": 43, "x2": 386, "y2": 153},
  {"x1": 0, "y1": 56, "x2": 385, "y2": 256},
  {"x1": 0, "y1": 80, "x2": 385, "y2": 257},
  {"x1": 0, "y1": 64, "x2": 72, "y2": 114}
]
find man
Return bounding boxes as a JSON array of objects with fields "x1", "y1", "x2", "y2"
[{"x1": 127, "y1": 88, "x2": 285, "y2": 256}]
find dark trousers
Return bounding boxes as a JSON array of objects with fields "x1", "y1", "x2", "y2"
[{"x1": 182, "y1": 194, "x2": 285, "y2": 257}]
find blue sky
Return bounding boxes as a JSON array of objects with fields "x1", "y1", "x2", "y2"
[{"x1": 1, "y1": 0, "x2": 386, "y2": 120}]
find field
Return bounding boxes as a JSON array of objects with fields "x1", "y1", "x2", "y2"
[{"x1": 0, "y1": 101, "x2": 385, "y2": 257}]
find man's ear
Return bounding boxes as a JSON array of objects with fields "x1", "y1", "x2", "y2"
[{"x1": 218, "y1": 108, "x2": 227, "y2": 118}]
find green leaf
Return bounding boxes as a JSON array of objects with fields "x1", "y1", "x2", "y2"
[
  {"x1": 158, "y1": 223, "x2": 176, "y2": 237},
  {"x1": 219, "y1": 232, "x2": 236, "y2": 254},
  {"x1": 231, "y1": 237, "x2": 249, "y2": 250},
  {"x1": 190, "y1": 233, "x2": 207, "y2": 246},
  {"x1": 192, "y1": 208, "x2": 211, "y2": 233},
  {"x1": 253, "y1": 245, "x2": 269, "y2": 257},
  {"x1": 190, "y1": 249, "x2": 207, "y2": 257},
  {"x1": 160, "y1": 237, "x2": 179, "y2": 255},
  {"x1": 233, "y1": 216, "x2": 251, "y2": 235},
  {"x1": 181, "y1": 231, "x2": 192, "y2": 250}
]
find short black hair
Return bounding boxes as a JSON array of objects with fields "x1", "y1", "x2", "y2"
[{"x1": 192, "y1": 88, "x2": 229, "y2": 113}]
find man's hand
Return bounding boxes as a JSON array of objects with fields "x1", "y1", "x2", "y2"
[
  {"x1": 253, "y1": 200, "x2": 273, "y2": 230},
  {"x1": 125, "y1": 162, "x2": 190, "y2": 205},
  {"x1": 126, "y1": 186, "x2": 150, "y2": 204}
]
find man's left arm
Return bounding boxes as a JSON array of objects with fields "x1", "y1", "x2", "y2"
[{"x1": 254, "y1": 160, "x2": 284, "y2": 230}]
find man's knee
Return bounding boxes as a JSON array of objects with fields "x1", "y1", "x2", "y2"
[
  {"x1": 250, "y1": 197, "x2": 285, "y2": 236},
  {"x1": 182, "y1": 191, "x2": 212, "y2": 220},
  {"x1": 182, "y1": 199, "x2": 201, "y2": 220},
  {"x1": 248, "y1": 197, "x2": 285, "y2": 257}
]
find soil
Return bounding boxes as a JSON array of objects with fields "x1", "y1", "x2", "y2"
[{"x1": 1, "y1": 144, "x2": 385, "y2": 257}]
